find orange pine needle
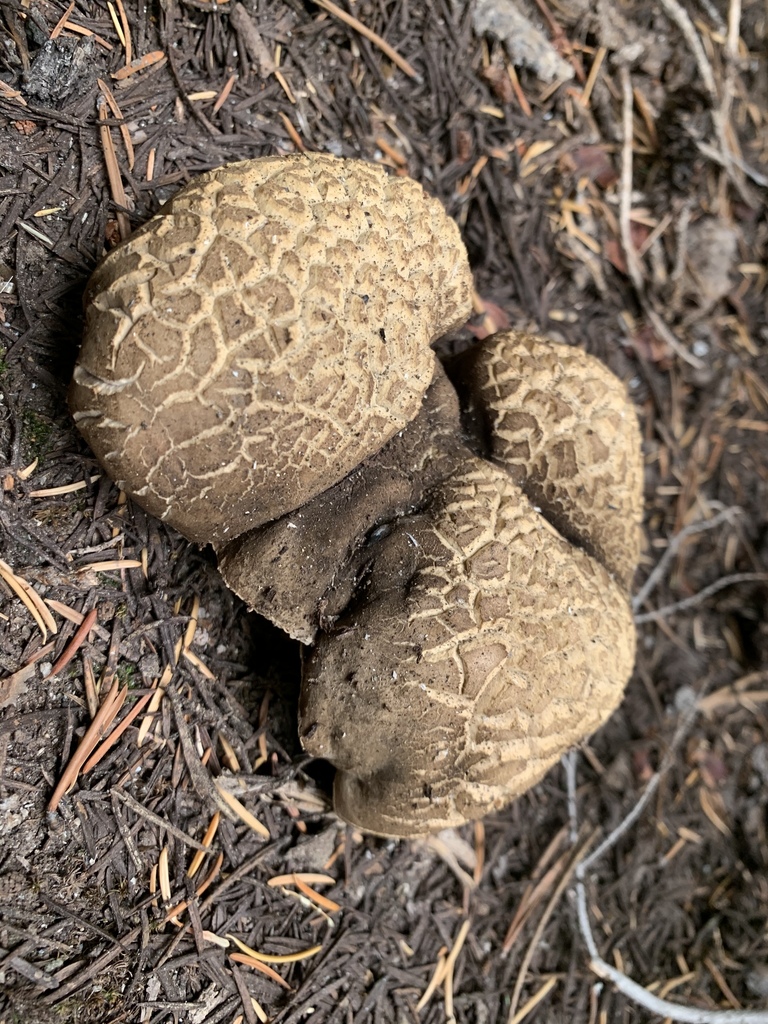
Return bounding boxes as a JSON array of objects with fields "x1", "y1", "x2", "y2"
[
  {"x1": 112, "y1": 50, "x2": 165, "y2": 80},
  {"x1": 229, "y1": 953, "x2": 293, "y2": 989},
  {"x1": 292, "y1": 876, "x2": 341, "y2": 913},
  {"x1": 47, "y1": 608, "x2": 98, "y2": 680},
  {"x1": 212, "y1": 73, "x2": 237, "y2": 113},
  {"x1": 187, "y1": 812, "x2": 221, "y2": 878},
  {"x1": 50, "y1": 0, "x2": 76, "y2": 39},
  {"x1": 81, "y1": 690, "x2": 153, "y2": 773}
]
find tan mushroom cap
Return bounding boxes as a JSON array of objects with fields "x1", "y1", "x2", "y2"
[
  {"x1": 69, "y1": 155, "x2": 472, "y2": 546},
  {"x1": 300, "y1": 453, "x2": 636, "y2": 838},
  {"x1": 449, "y1": 331, "x2": 644, "y2": 589}
]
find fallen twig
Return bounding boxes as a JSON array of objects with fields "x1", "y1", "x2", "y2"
[
  {"x1": 634, "y1": 572, "x2": 768, "y2": 625},
  {"x1": 632, "y1": 507, "x2": 741, "y2": 612},
  {"x1": 565, "y1": 681, "x2": 768, "y2": 1024}
]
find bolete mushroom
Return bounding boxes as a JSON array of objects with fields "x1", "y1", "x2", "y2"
[{"x1": 70, "y1": 154, "x2": 643, "y2": 838}]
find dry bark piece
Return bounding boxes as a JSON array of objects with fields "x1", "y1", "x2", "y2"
[{"x1": 69, "y1": 154, "x2": 472, "y2": 547}]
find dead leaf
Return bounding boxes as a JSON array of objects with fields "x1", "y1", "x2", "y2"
[{"x1": 566, "y1": 145, "x2": 618, "y2": 187}]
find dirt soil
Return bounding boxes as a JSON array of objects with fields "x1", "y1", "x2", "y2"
[{"x1": 0, "y1": 0, "x2": 767, "y2": 1021}]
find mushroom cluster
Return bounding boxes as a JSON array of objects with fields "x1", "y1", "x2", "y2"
[{"x1": 70, "y1": 154, "x2": 643, "y2": 838}]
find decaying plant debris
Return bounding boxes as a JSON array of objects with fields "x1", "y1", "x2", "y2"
[{"x1": 0, "y1": 0, "x2": 766, "y2": 1021}]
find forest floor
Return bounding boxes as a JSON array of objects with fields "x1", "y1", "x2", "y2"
[{"x1": 0, "y1": 0, "x2": 767, "y2": 1021}]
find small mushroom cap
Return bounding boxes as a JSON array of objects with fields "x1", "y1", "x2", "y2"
[
  {"x1": 300, "y1": 455, "x2": 636, "y2": 837},
  {"x1": 69, "y1": 155, "x2": 472, "y2": 546},
  {"x1": 448, "y1": 331, "x2": 644, "y2": 589}
]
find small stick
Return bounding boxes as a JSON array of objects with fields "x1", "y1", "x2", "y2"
[
  {"x1": 311, "y1": 0, "x2": 418, "y2": 80},
  {"x1": 633, "y1": 506, "x2": 741, "y2": 611},
  {"x1": 634, "y1": 572, "x2": 768, "y2": 624},
  {"x1": 618, "y1": 66, "x2": 643, "y2": 295},
  {"x1": 111, "y1": 788, "x2": 211, "y2": 852}
]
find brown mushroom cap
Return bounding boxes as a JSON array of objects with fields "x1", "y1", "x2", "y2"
[
  {"x1": 300, "y1": 452, "x2": 635, "y2": 837},
  {"x1": 69, "y1": 155, "x2": 472, "y2": 547},
  {"x1": 69, "y1": 152, "x2": 643, "y2": 838}
]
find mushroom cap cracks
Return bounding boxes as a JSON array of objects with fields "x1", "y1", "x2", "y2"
[
  {"x1": 303, "y1": 454, "x2": 636, "y2": 837},
  {"x1": 69, "y1": 155, "x2": 473, "y2": 547}
]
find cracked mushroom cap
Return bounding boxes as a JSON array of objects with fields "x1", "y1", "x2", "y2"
[
  {"x1": 69, "y1": 155, "x2": 472, "y2": 547},
  {"x1": 226, "y1": 334, "x2": 643, "y2": 837},
  {"x1": 300, "y1": 453, "x2": 636, "y2": 836}
]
